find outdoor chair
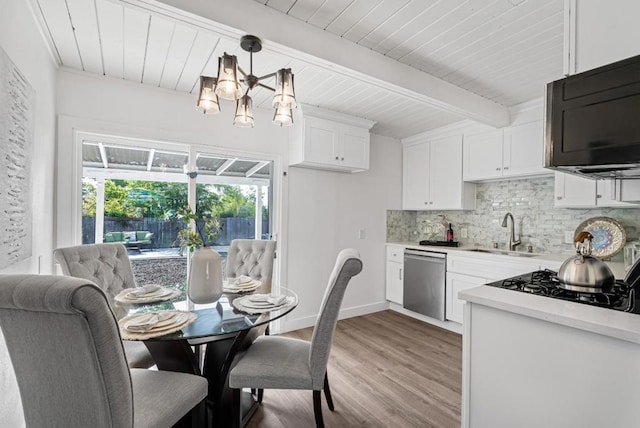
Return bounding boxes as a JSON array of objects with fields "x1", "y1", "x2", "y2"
[
  {"x1": 53, "y1": 243, "x2": 155, "y2": 369},
  {"x1": 0, "y1": 274, "x2": 207, "y2": 428},
  {"x1": 229, "y1": 248, "x2": 363, "y2": 428}
]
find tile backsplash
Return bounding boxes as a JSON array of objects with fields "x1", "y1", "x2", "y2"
[{"x1": 387, "y1": 177, "x2": 640, "y2": 258}]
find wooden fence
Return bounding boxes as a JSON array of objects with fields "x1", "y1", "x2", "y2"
[{"x1": 82, "y1": 216, "x2": 270, "y2": 247}]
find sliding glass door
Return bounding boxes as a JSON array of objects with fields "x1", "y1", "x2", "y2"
[{"x1": 80, "y1": 136, "x2": 274, "y2": 285}]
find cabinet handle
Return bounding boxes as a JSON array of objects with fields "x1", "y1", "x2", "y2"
[
  {"x1": 424, "y1": 202, "x2": 429, "y2": 205},
  {"x1": 399, "y1": 268, "x2": 403, "y2": 281},
  {"x1": 557, "y1": 196, "x2": 563, "y2": 200},
  {"x1": 335, "y1": 156, "x2": 339, "y2": 160},
  {"x1": 596, "y1": 194, "x2": 602, "y2": 199},
  {"x1": 429, "y1": 201, "x2": 433, "y2": 205},
  {"x1": 503, "y1": 166, "x2": 509, "y2": 170},
  {"x1": 341, "y1": 157, "x2": 344, "y2": 161},
  {"x1": 496, "y1": 167, "x2": 501, "y2": 171}
]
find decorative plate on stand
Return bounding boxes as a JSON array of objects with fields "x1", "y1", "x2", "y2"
[{"x1": 574, "y1": 217, "x2": 626, "y2": 259}]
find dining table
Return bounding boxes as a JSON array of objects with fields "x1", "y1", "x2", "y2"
[{"x1": 117, "y1": 285, "x2": 298, "y2": 427}]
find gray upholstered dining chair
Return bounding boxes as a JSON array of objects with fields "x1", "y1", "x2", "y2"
[
  {"x1": 53, "y1": 243, "x2": 155, "y2": 369},
  {"x1": 229, "y1": 248, "x2": 363, "y2": 428},
  {"x1": 225, "y1": 239, "x2": 277, "y2": 294},
  {"x1": 0, "y1": 274, "x2": 207, "y2": 428}
]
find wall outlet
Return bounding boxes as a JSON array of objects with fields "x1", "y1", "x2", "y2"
[
  {"x1": 564, "y1": 231, "x2": 574, "y2": 244},
  {"x1": 460, "y1": 227, "x2": 468, "y2": 239},
  {"x1": 358, "y1": 228, "x2": 366, "y2": 239}
]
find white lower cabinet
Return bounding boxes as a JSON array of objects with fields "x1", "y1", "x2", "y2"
[
  {"x1": 446, "y1": 272, "x2": 487, "y2": 324},
  {"x1": 385, "y1": 246, "x2": 403, "y2": 304},
  {"x1": 445, "y1": 253, "x2": 540, "y2": 324}
]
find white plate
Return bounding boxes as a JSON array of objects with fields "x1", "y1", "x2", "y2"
[
  {"x1": 119, "y1": 311, "x2": 196, "y2": 339},
  {"x1": 223, "y1": 279, "x2": 261, "y2": 293},
  {"x1": 114, "y1": 287, "x2": 181, "y2": 304}
]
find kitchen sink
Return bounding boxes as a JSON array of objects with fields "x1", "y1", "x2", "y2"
[{"x1": 465, "y1": 248, "x2": 537, "y2": 258}]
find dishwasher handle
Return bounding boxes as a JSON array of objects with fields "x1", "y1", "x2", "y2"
[{"x1": 404, "y1": 249, "x2": 446, "y2": 259}]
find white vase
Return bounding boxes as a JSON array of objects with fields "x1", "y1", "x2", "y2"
[{"x1": 188, "y1": 247, "x2": 223, "y2": 304}]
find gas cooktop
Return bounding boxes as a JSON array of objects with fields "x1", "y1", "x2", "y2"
[{"x1": 486, "y1": 270, "x2": 638, "y2": 314}]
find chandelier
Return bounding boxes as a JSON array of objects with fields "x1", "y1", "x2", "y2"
[{"x1": 196, "y1": 35, "x2": 297, "y2": 127}]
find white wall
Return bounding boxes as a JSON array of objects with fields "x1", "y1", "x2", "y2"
[
  {"x1": 286, "y1": 134, "x2": 402, "y2": 330},
  {"x1": 1, "y1": 0, "x2": 58, "y2": 425},
  {"x1": 55, "y1": 70, "x2": 402, "y2": 332},
  {"x1": 573, "y1": 0, "x2": 640, "y2": 72}
]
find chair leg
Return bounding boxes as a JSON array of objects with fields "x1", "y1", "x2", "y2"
[
  {"x1": 313, "y1": 390, "x2": 324, "y2": 428},
  {"x1": 232, "y1": 388, "x2": 242, "y2": 428},
  {"x1": 257, "y1": 388, "x2": 264, "y2": 404},
  {"x1": 323, "y1": 373, "x2": 335, "y2": 411},
  {"x1": 191, "y1": 399, "x2": 206, "y2": 428}
]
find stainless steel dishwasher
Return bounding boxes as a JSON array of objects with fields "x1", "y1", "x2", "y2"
[{"x1": 403, "y1": 249, "x2": 446, "y2": 320}]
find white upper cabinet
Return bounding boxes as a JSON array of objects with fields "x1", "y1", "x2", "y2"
[
  {"x1": 402, "y1": 135, "x2": 475, "y2": 211},
  {"x1": 289, "y1": 105, "x2": 375, "y2": 173},
  {"x1": 554, "y1": 172, "x2": 596, "y2": 208},
  {"x1": 554, "y1": 172, "x2": 639, "y2": 208},
  {"x1": 463, "y1": 121, "x2": 549, "y2": 181},
  {"x1": 503, "y1": 121, "x2": 547, "y2": 177},
  {"x1": 463, "y1": 129, "x2": 503, "y2": 180}
]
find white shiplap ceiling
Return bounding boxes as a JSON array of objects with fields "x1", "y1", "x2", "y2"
[{"x1": 31, "y1": 0, "x2": 564, "y2": 139}]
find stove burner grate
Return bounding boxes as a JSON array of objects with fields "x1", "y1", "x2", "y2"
[{"x1": 494, "y1": 270, "x2": 635, "y2": 312}]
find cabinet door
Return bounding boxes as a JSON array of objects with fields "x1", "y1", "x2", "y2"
[
  {"x1": 446, "y1": 272, "x2": 488, "y2": 324},
  {"x1": 554, "y1": 172, "x2": 597, "y2": 207},
  {"x1": 463, "y1": 129, "x2": 504, "y2": 181},
  {"x1": 340, "y1": 125, "x2": 370, "y2": 170},
  {"x1": 303, "y1": 117, "x2": 340, "y2": 165},
  {"x1": 503, "y1": 121, "x2": 548, "y2": 177},
  {"x1": 402, "y1": 143, "x2": 430, "y2": 210},
  {"x1": 430, "y1": 135, "x2": 464, "y2": 209},
  {"x1": 596, "y1": 179, "x2": 637, "y2": 207},
  {"x1": 385, "y1": 261, "x2": 403, "y2": 305}
]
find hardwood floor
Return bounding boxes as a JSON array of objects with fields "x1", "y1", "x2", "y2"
[{"x1": 245, "y1": 310, "x2": 462, "y2": 428}]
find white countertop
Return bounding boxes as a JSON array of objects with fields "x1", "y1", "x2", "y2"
[
  {"x1": 386, "y1": 241, "x2": 627, "y2": 278},
  {"x1": 459, "y1": 285, "x2": 640, "y2": 345}
]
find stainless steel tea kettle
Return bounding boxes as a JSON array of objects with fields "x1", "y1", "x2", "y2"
[{"x1": 556, "y1": 231, "x2": 615, "y2": 293}]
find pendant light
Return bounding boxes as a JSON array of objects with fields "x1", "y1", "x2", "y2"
[{"x1": 196, "y1": 35, "x2": 297, "y2": 127}]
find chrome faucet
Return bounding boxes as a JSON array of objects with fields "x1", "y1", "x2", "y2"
[{"x1": 502, "y1": 212, "x2": 521, "y2": 251}]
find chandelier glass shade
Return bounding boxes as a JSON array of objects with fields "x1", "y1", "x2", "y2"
[
  {"x1": 234, "y1": 95, "x2": 254, "y2": 128},
  {"x1": 272, "y1": 103, "x2": 293, "y2": 126},
  {"x1": 214, "y1": 54, "x2": 243, "y2": 100},
  {"x1": 196, "y1": 76, "x2": 220, "y2": 114},
  {"x1": 272, "y1": 68, "x2": 296, "y2": 109},
  {"x1": 196, "y1": 35, "x2": 297, "y2": 128}
]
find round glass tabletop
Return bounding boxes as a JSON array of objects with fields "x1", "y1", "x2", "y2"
[{"x1": 120, "y1": 287, "x2": 298, "y2": 341}]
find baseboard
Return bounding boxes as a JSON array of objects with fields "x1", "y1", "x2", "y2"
[
  {"x1": 278, "y1": 300, "x2": 390, "y2": 333},
  {"x1": 388, "y1": 302, "x2": 463, "y2": 334}
]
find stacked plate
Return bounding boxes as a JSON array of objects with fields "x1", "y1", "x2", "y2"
[
  {"x1": 119, "y1": 310, "x2": 197, "y2": 340},
  {"x1": 232, "y1": 293, "x2": 295, "y2": 314},
  {"x1": 223, "y1": 275, "x2": 261, "y2": 293},
  {"x1": 114, "y1": 285, "x2": 181, "y2": 304}
]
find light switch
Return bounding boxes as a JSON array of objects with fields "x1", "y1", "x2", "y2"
[{"x1": 358, "y1": 228, "x2": 366, "y2": 239}]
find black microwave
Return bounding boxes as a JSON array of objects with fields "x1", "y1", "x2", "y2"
[{"x1": 544, "y1": 54, "x2": 640, "y2": 179}]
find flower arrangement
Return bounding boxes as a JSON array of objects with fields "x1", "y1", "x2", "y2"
[{"x1": 174, "y1": 205, "x2": 222, "y2": 253}]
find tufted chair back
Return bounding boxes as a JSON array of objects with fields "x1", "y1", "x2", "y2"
[
  {"x1": 53, "y1": 243, "x2": 136, "y2": 319},
  {"x1": 225, "y1": 240, "x2": 276, "y2": 294}
]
